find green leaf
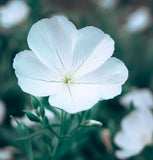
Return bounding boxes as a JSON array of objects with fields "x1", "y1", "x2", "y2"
[
  {"x1": 76, "y1": 113, "x2": 82, "y2": 123},
  {"x1": 17, "y1": 129, "x2": 49, "y2": 141},
  {"x1": 42, "y1": 135, "x2": 52, "y2": 147},
  {"x1": 63, "y1": 114, "x2": 73, "y2": 135},
  {"x1": 85, "y1": 109, "x2": 91, "y2": 119},
  {"x1": 24, "y1": 111, "x2": 40, "y2": 122},
  {"x1": 16, "y1": 122, "x2": 33, "y2": 160},
  {"x1": 31, "y1": 96, "x2": 40, "y2": 109},
  {"x1": 77, "y1": 111, "x2": 85, "y2": 123},
  {"x1": 35, "y1": 109, "x2": 40, "y2": 117},
  {"x1": 10, "y1": 115, "x2": 19, "y2": 125},
  {"x1": 43, "y1": 116, "x2": 49, "y2": 125},
  {"x1": 40, "y1": 106, "x2": 45, "y2": 117}
]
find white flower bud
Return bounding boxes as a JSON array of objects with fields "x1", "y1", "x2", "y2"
[{"x1": 85, "y1": 120, "x2": 102, "y2": 127}]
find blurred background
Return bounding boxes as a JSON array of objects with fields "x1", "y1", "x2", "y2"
[{"x1": 0, "y1": 0, "x2": 153, "y2": 160}]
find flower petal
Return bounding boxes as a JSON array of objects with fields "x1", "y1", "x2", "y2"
[
  {"x1": 49, "y1": 83, "x2": 123, "y2": 113},
  {"x1": 120, "y1": 88, "x2": 153, "y2": 109},
  {"x1": 114, "y1": 130, "x2": 145, "y2": 159},
  {"x1": 17, "y1": 77, "x2": 65, "y2": 97},
  {"x1": 121, "y1": 109, "x2": 153, "y2": 137},
  {"x1": 98, "y1": 84, "x2": 122, "y2": 99},
  {"x1": 13, "y1": 50, "x2": 64, "y2": 96},
  {"x1": 114, "y1": 131, "x2": 142, "y2": 150},
  {"x1": 114, "y1": 109, "x2": 153, "y2": 159},
  {"x1": 13, "y1": 50, "x2": 60, "y2": 81},
  {"x1": 115, "y1": 148, "x2": 142, "y2": 159},
  {"x1": 72, "y1": 27, "x2": 114, "y2": 75},
  {"x1": 49, "y1": 84, "x2": 101, "y2": 113},
  {"x1": 27, "y1": 16, "x2": 77, "y2": 72},
  {"x1": 76, "y1": 57, "x2": 128, "y2": 85}
]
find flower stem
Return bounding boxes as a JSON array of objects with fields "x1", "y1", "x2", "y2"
[
  {"x1": 52, "y1": 138, "x2": 62, "y2": 160},
  {"x1": 60, "y1": 110, "x2": 64, "y2": 137},
  {"x1": 51, "y1": 110, "x2": 89, "y2": 160},
  {"x1": 48, "y1": 125, "x2": 60, "y2": 139}
]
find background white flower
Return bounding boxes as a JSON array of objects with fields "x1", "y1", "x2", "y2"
[
  {"x1": 0, "y1": 0, "x2": 30, "y2": 29},
  {"x1": 0, "y1": 100, "x2": 6, "y2": 125},
  {"x1": 123, "y1": 7, "x2": 152, "y2": 33},
  {"x1": 13, "y1": 16, "x2": 128, "y2": 113},
  {"x1": 114, "y1": 109, "x2": 153, "y2": 159},
  {"x1": 120, "y1": 88, "x2": 153, "y2": 109},
  {"x1": 0, "y1": 146, "x2": 18, "y2": 160}
]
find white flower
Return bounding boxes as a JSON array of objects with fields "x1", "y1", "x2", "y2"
[
  {"x1": 124, "y1": 7, "x2": 151, "y2": 33},
  {"x1": 11, "y1": 108, "x2": 60, "y2": 128},
  {"x1": 0, "y1": 0, "x2": 30, "y2": 29},
  {"x1": 0, "y1": 146, "x2": 17, "y2": 160},
  {"x1": 114, "y1": 109, "x2": 153, "y2": 159},
  {"x1": 0, "y1": 100, "x2": 6, "y2": 125},
  {"x1": 120, "y1": 88, "x2": 153, "y2": 109},
  {"x1": 13, "y1": 16, "x2": 128, "y2": 113}
]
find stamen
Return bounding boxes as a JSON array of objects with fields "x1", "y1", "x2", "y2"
[{"x1": 63, "y1": 75, "x2": 73, "y2": 85}]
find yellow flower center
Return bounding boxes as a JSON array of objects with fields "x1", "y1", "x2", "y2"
[{"x1": 63, "y1": 75, "x2": 73, "y2": 85}]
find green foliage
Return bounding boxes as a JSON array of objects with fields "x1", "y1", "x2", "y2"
[
  {"x1": 39, "y1": 107, "x2": 45, "y2": 118},
  {"x1": 24, "y1": 111, "x2": 40, "y2": 122},
  {"x1": 16, "y1": 122, "x2": 33, "y2": 160},
  {"x1": 42, "y1": 116, "x2": 49, "y2": 125},
  {"x1": 31, "y1": 96, "x2": 40, "y2": 109}
]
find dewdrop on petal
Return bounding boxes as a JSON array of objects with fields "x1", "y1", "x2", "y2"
[
  {"x1": 120, "y1": 88, "x2": 153, "y2": 109},
  {"x1": 13, "y1": 16, "x2": 128, "y2": 114},
  {"x1": 0, "y1": 100, "x2": 6, "y2": 125},
  {"x1": 0, "y1": 0, "x2": 30, "y2": 29}
]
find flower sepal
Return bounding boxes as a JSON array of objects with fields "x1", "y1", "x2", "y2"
[{"x1": 31, "y1": 96, "x2": 40, "y2": 109}]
